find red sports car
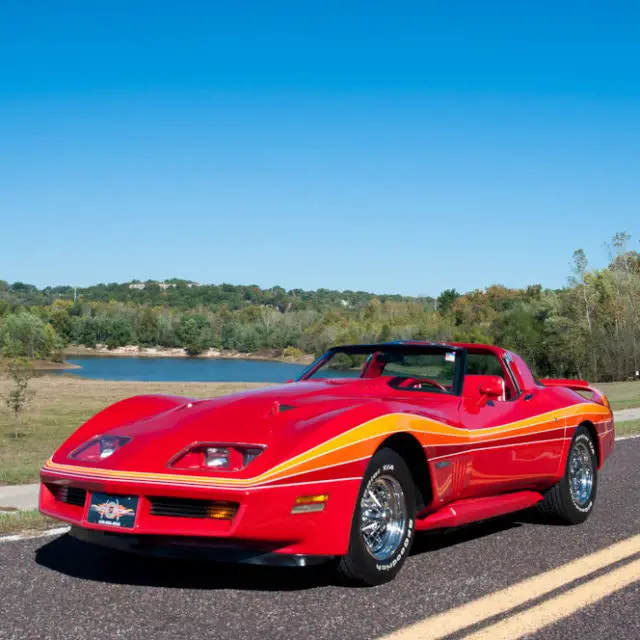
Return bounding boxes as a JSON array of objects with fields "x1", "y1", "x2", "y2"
[{"x1": 40, "y1": 342, "x2": 614, "y2": 585}]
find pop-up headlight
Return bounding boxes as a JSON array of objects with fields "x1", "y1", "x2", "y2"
[
  {"x1": 171, "y1": 444, "x2": 265, "y2": 471},
  {"x1": 70, "y1": 436, "x2": 131, "y2": 461},
  {"x1": 205, "y1": 447, "x2": 230, "y2": 469}
]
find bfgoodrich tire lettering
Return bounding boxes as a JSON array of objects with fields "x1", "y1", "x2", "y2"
[
  {"x1": 336, "y1": 448, "x2": 416, "y2": 586},
  {"x1": 538, "y1": 426, "x2": 598, "y2": 525}
]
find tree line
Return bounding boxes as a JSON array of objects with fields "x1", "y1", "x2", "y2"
[{"x1": 1, "y1": 232, "x2": 639, "y2": 382}]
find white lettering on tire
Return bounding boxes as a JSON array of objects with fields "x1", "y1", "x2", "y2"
[
  {"x1": 365, "y1": 464, "x2": 394, "y2": 491},
  {"x1": 375, "y1": 519, "x2": 413, "y2": 572}
]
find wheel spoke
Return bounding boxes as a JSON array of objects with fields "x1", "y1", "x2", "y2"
[
  {"x1": 568, "y1": 441, "x2": 594, "y2": 507},
  {"x1": 359, "y1": 474, "x2": 407, "y2": 562},
  {"x1": 368, "y1": 489, "x2": 383, "y2": 510}
]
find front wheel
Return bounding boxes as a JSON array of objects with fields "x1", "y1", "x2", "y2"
[
  {"x1": 538, "y1": 426, "x2": 598, "y2": 524},
  {"x1": 336, "y1": 448, "x2": 416, "y2": 586}
]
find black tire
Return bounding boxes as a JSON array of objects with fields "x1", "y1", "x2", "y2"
[
  {"x1": 336, "y1": 448, "x2": 416, "y2": 586},
  {"x1": 538, "y1": 426, "x2": 598, "y2": 524}
]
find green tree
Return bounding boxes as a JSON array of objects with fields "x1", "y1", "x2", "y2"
[
  {"x1": 2, "y1": 358, "x2": 35, "y2": 438},
  {"x1": 181, "y1": 318, "x2": 208, "y2": 356},
  {"x1": 491, "y1": 305, "x2": 544, "y2": 374},
  {"x1": 104, "y1": 318, "x2": 134, "y2": 349},
  {"x1": 0, "y1": 312, "x2": 61, "y2": 359},
  {"x1": 49, "y1": 308, "x2": 72, "y2": 343},
  {"x1": 137, "y1": 307, "x2": 159, "y2": 346},
  {"x1": 437, "y1": 289, "x2": 460, "y2": 313},
  {"x1": 378, "y1": 324, "x2": 393, "y2": 342}
]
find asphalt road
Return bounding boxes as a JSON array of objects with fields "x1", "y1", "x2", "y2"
[{"x1": 1, "y1": 439, "x2": 638, "y2": 640}]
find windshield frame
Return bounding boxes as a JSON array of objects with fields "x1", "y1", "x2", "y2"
[{"x1": 296, "y1": 343, "x2": 467, "y2": 396}]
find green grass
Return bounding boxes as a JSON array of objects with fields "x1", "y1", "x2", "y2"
[
  {"x1": 0, "y1": 376, "x2": 268, "y2": 485},
  {"x1": 0, "y1": 509, "x2": 60, "y2": 536},
  {"x1": 596, "y1": 381, "x2": 640, "y2": 410},
  {"x1": 616, "y1": 419, "x2": 640, "y2": 437}
]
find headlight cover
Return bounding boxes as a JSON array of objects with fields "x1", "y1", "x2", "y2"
[
  {"x1": 170, "y1": 444, "x2": 265, "y2": 471},
  {"x1": 70, "y1": 436, "x2": 131, "y2": 461}
]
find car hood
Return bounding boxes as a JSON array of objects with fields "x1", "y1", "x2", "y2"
[{"x1": 58, "y1": 379, "x2": 399, "y2": 477}]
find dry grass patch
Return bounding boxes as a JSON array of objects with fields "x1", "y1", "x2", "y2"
[
  {"x1": 0, "y1": 509, "x2": 61, "y2": 536},
  {"x1": 0, "y1": 376, "x2": 268, "y2": 485},
  {"x1": 617, "y1": 419, "x2": 640, "y2": 437},
  {"x1": 597, "y1": 381, "x2": 640, "y2": 410}
]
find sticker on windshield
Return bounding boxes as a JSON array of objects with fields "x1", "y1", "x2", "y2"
[{"x1": 445, "y1": 352, "x2": 456, "y2": 363}]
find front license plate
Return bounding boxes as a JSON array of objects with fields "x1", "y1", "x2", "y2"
[{"x1": 87, "y1": 492, "x2": 138, "y2": 529}]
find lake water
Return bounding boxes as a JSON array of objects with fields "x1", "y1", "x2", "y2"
[{"x1": 58, "y1": 357, "x2": 307, "y2": 383}]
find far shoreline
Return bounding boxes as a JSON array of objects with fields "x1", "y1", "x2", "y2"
[
  {"x1": 63, "y1": 345, "x2": 315, "y2": 366},
  {"x1": 0, "y1": 358, "x2": 82, "y2": 372}
]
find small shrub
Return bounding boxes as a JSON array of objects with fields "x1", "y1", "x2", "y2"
[
  {"x1": 282, "y1": 346, "x2": 304, "y2": 361},
  {"x1": 2, "y1": 357, "x2": 35, "y2": 438}
]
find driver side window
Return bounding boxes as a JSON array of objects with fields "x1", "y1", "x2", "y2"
[{"x1": 466, "y1": 353, "x2": 516, "y2": 400}]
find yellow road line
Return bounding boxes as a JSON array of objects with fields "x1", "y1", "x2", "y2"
[
  {"x1": 381, "y1": 534, "x2": 640, "y2": 640},
  {"x1": 465, "y1": 557, "x2": 640, "y2": 640}
]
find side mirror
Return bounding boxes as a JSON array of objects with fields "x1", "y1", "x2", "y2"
[
  {"x1": 284, "y1": 379, "x2": 293, "y2": 384},
  {"x1": 479, "y1": 379, "x2": 504, "y2": 399}
]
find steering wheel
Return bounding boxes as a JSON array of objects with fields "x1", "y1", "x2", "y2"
[{"x1": 397, "y1": 377, "x2": 447, "y2": 391}]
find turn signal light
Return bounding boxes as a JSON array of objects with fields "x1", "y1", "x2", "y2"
[
  {"x1": 291, "y1": 494, "x2": 329, "y2": 514},
  {"x1": 295, "y1": 494, "x2": 329, "y2": 504},
  {"x1": 206, "y1": 502, "x2": 239, "y2": 520}
]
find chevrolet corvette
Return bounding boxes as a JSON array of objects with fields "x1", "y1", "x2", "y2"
[{"x1": 40, "y1": 342, "x2": 614, "y2": 585}]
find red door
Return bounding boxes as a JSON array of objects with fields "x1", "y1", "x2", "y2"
[{"x1": 459, "y1": 391, "x2": 566, "y2": 498}]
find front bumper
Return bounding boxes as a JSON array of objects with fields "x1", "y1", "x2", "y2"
[{"x1": 40, "y1": 471, "x2": 361, "y2": 558}]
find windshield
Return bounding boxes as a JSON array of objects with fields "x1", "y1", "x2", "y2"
[{"x1": 298, "y1": 345, "x2": 461, "y2": 394}]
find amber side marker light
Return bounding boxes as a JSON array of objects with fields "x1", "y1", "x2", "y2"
[
  {"x1": 206, "y1": 502, "x2": 239, "y2": 520},
  {"x1": 291, "y1": 494, "x2": 329, "y2": 514}
]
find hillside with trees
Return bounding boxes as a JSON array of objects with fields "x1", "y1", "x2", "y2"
[{"x1": 1, "y1": 233, "x2": 639, "y2": 382}]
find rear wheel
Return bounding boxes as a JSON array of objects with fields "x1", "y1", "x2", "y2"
[
  {"x1": 538, "y1": 426, "x2": 598, "y2": 524},
  {"x1": 336, "y1": 448, "x2": 416, "y2": 586}
]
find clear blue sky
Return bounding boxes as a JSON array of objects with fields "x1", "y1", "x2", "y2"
[{"x1": 1, "y1": 1, "x2": 638, "y2": 296}]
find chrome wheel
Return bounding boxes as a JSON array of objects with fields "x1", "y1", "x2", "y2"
[
  {"x1": 569, "y1": 440, "x2": 594, "y2": 507},
  {"x1": 360, "y1": 475, "x2": 407, "y2": 561}
]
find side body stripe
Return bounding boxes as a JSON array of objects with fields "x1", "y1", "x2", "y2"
[{"x1": 43, "y1": 402, "x2": 611, "y2": 490}]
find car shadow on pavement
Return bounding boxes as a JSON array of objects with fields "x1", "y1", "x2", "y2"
[
  {"x1": 35, "y1": 534, "x2": 337, "y2": 591},
  {"x1": 410, "y1": 514, "x2": 522, "y2": 556},
  {"x1": 35, "y1": 515, "x2": 528, "y2": 591}
]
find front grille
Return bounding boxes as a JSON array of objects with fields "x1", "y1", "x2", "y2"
[
  {"x1": 149, "y1": 497, "x2": 239, "y2": 520},
  {"x1": 56, "y1": 486, "x2": 87, "y2": 507}
]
